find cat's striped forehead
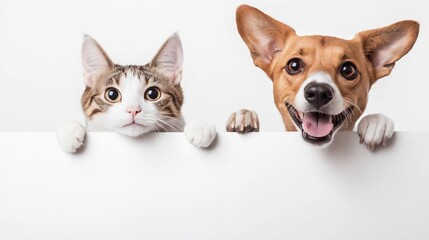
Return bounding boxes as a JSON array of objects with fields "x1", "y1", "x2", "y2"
[{"x1": 103, "y1": 65, "x2": 166, "y2": 87}]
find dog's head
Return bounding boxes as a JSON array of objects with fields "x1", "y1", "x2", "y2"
[{"x1": 236, "y1": 5, "x2": 419, "y2": 146}]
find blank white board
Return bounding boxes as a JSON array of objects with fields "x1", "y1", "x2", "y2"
[{"x1": 0, "y1": 132, "x2": 428, "y2": 240}]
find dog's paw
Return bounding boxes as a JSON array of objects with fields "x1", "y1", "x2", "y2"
[
  {"x1": 184, "y1": 119, "x2": 217, "y2": 148},
  {"x1": 357, "y1": 114, "x2": 394, "y2": 150},
  {"x1": 56, "y1": 121, "x2": 86, "y2": 153},
  {"x1": 226, "y1": 109, "x2": 259, "y2": 133}
]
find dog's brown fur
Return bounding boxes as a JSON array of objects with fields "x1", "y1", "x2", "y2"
[{"x1": 236, "y1": 5, "x2": 419, "y2": 131}]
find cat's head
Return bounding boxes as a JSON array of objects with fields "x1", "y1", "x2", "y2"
[{"x1": 81, "y1": 34, "x2": 184, "y2": 137}]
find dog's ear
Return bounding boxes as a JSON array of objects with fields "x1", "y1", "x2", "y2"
[
  {"x1": 355, "y1": 20, "x2": 419, "y2": 82},
  {"x1": 236, "y1": 5, "x2": 296, "y2": 78}
]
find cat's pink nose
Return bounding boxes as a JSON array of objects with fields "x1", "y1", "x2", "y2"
[{"x1": 126, "y1": 107, "x2": 142, "y2": 117}]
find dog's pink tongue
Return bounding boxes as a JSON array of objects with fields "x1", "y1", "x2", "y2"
[{"x1": 302, "y1": 113, "x2": 333, "y2": 137}]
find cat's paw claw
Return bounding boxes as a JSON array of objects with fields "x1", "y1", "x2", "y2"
[
  {"x1": 226, "y1": 109, "x2": 259, "y2": 133},
  {"x1": 357, "y1": 114, "x2": 394, "y2": 151},
  {"x1": 184, "y1": 119, "x2": 217, "y2": 148},
  {"x1": 57, "y1": 121, "x2": 87, "y2": 153}
]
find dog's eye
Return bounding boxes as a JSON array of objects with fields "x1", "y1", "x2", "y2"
[
  {"x1": 286, "y1": 58, "x2": 305, "y2": 75},
  {"x1": 340, "y1": 62, "x2": 358, "y2": 80},
  {"x1": 104, "y1": 88, "x2": 122, "y2": 103},
  {"x1": 144, "y1": 87, "x2": 161, "y2": 101}
]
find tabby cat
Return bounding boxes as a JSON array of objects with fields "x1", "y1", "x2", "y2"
[{"x1": 57, "y1": 34, "x2": 216, "y2": 153}]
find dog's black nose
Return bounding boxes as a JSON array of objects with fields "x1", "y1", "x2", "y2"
[{"x1": 304, "y1": 83, "x2": 334, "y2": 108}]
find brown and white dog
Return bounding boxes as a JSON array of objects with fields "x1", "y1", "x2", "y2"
[{"x1": 226, "y1": 5, "x2": 419, "y2": 150}]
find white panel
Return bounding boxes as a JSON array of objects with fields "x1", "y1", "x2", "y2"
[{"x1": 1, "y1": 132, "x2": 428, "y2": 240}]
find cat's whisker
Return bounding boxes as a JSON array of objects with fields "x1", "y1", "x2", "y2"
[
  {"x1": 162, "y1": 116, "x2": 185, "y2": 128},
  {"x1": 156, "y1": 119, "x2": 183, "y2": 132},
  {"x1": 160, "y1": 118, "x2": 185, "y2": 129},
  {"x1": 143, "y1": 113, "x2": 185, "y2": 131},
  {"x1": 155, "y1": 116, "x2": 184, "y2": 131},
  {"x1": 153, "y1": 121, "x2": 170, "y2": 132},
  {"x1": 138, "y1": 115, "x2": 182, "y2": 132},
  {"x1": 157, "y1": 113, "x2": 184, "y2": 120}
]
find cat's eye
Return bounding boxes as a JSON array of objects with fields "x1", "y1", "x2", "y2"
[
  {"x1": 286, "y1": 58, "x2": 305, "y2": 75},
  {"x1": 104, "y1": 88, "x2": 122, "y2": 103},
  {"x1": 144, "y1": 87, "x2": 161, "y2": 101},
  {"x1": 340, "y1": 61, "x2": 358, "y2": 80}
]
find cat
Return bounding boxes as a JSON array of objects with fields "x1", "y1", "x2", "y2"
[{"x1": 57, "y1": 33, "x2": 216, "y2": 153}]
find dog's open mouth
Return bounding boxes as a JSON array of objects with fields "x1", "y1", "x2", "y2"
[{"x1": 286, "y1": 103, "x2": 353, "y2": 145}]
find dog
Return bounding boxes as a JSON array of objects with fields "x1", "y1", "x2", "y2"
[{"x1": 226, "y1": 5, "x2": 419, "y2": 150}]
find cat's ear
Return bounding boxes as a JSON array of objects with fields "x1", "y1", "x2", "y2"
[
  {"x1": 82, "y1": 35, "x2": 114, "y2": 88},
  {"x1": 150, "y1": 33, "x2": 183, "y2": 85}
]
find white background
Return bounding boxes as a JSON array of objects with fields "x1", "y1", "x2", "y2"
[{"x1": 0, "y1": 0, "x2": 428, "y2": 132}]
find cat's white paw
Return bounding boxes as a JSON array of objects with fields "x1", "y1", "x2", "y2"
[
  {"x1": 57, "y1": 121, "x2": 87, "y2": 153},
  {"x1": 357, "y1": 114, "x2": 394, "y2": 150},
  {"x1": 226, "y1": 109, "x2": 259, "y2": 133},
  {"x1": 184, "y1": 119, "x2": 216, "y2": 148}
]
